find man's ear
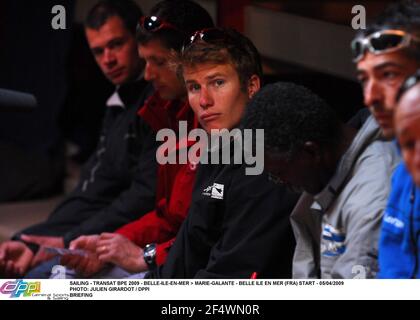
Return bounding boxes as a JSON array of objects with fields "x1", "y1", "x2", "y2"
[
  {"x1": 302, "y1": 141, "x2": 322, "y2": 163},
  {"x1": 247, "y1": 75, "x2": 261, "y2": 99}
]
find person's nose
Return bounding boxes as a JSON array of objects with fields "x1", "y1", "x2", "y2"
[
  {"x1": 103, "y1": 48, "x2": 117, "y2": 68},
  {"x1": 199, "y1": 87, "x2": 213, "y2": 109},
  {"x1": 364, "y1": 79, "x2": 383, "y2": 109},
  {"x1": 144, "y1": 62, "x2": 155, "y2": 81}
]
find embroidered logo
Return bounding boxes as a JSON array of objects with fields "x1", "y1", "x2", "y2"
[
  {"x1": 321, "y1": 224, "x2": 346, "y2": 257},
  {"x1": 202, "y1": 183, "x2": 224, "y2": 200},
  {"x1": 383, "y1": 213, "x2": 404, "y2": 229}
]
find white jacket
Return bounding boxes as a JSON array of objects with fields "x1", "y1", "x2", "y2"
[{"x1": 291, "y1": 116, "x2": 400, "y2": 279}]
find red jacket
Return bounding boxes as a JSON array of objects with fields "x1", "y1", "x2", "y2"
[{"x1": 116, "y1": 92, "x2": 198, "y2": 265}]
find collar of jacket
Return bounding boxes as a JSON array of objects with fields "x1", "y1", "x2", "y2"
[
  {"x1": 106, "y1": 90, "x2": 125, "y2": 108},
  {"x1": 138, "y1": 92, "x2": 198, "y2": 133},
  {"x1": 311, "y1": 115, "x2": 382, "y2": 213},
  {"x1": 106, "y1": 79, "x2": 148, "y2": 109},
  {"x1": 117, "y1": 79, "x2": 148, "y2": 108}
]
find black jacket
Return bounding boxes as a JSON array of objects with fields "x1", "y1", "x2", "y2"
[
  {"x1": 151, "y1": 140, "x2": 299, "y2": 278},
  {"x1": 15, "y1": 80, "x2": 159, "y2": 246}
]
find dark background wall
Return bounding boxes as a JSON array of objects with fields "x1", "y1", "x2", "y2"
[
  {"x1": 0, "y1": 0, "x2": 394, "y2": 173},
  {"x1": 0, "y1": 0, "x2": 74, "y2": 155}
]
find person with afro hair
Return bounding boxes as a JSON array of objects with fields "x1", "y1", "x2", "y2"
[{"x1": 242, "y1": 82, "x2": 400, "y2": 278}]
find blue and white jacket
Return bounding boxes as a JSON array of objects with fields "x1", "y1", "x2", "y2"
[{"x1": 378, "y1": 163, "x2": 420, "y2": 278}]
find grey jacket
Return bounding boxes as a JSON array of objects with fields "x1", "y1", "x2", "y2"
[{"x1": 291, "y1": 115, "x2": 400, "y2": 279}]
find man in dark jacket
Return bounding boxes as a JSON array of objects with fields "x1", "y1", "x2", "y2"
[
  {"x1": 150, "y1": 28, "x2": 298, "y2": 279},
  {"x1": 0, "y1": 0, "x2": 157, "y2": 278}
]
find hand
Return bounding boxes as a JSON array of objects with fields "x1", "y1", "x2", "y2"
[
  {"x1": 0, "y1": 241, "x2": 34, "y2": 277},
  {"x1": 20, "y1": 234, "x2": 64, "y2": 268},
  {"x1": 60, "y1": 235, "x2": 105, "y2": 277},
  {"x1": 20, "y1": 234, "x2": 64, "y2": 248},
  {"x1": 97, "y1": 233, "x2": 147, "y2": 273}
]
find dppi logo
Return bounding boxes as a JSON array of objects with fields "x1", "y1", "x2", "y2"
[{"x1": 0, "y1": 280, "x2": 41, "y2": 298}]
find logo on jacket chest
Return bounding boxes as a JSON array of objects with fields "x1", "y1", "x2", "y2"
[
  {"x1": 202, "y1": 183, "x2": 224, "y2": 200},
  {"x1": 321, "y1": 224, "x2": 346, "y2": 257}
]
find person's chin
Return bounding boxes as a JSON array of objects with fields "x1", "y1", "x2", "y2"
[
  {"x1": 109, "y1": 75, "x2": 129, "y2": 86},
  {"x1": 381, "y1": 127, "x2": 395, "y2": 140},
  {"x1": 157, "y1": 90, "x2": 173, "y2": 101},
  {"x1": 205, "y1": 123, "x2": 224, "y2": 133}
]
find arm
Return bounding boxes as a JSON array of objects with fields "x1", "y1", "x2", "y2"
[
  {"x1": 329, "y1": 206, "x2": 383, "y2": 279},
  {"x1": 329, "y1": 148, "x2": 396, "y2": 279},
  {"x1": 155, "y1": 239, "x2": 174, "y2": 266},
  {"x1": 115, "y1": 199, "x2": 178, "y2": 248},
  {"x1": 116, "y1": 160, "x2": 195, "y2": 252},
  {"x1": 17, "y1": 118, "x2": 159, "y2": 247},
  {"x1": 61, "y1": 128, "x2": 159, "y2": 246},
  {"x1": 290, "y1": 194, "x2": 323, "y2": 279}
]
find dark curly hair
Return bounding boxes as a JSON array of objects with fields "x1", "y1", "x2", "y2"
[{"x1": 241, "y1": 82, "x2": 343, "y2": 159}]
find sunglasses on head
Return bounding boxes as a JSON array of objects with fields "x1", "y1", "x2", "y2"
[
  {"x1": 138, "y1": 15, "x2": 180, "y2": 33},
  {"x1": 181, "y1": 28, "x2": 230, "y2": 53},
  {"x1": 351, "y1": 29, "x2": 420, "y2": 62},
  {"x1": 188, "y1": 28, "x2": 229, "y2": 45}
]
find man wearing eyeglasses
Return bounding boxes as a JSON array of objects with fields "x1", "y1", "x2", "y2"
[{"x1": 0, "y1": 0, "x2": 160, "y2": 278}]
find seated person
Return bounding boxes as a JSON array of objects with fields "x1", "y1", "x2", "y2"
[
  {"x1": 148, "y1": 28, "x2": 299, "y2": 279},
  {"x1": 0, "y1": 0, "x2": 157, "y2": 278},
  {"x1": 51, "y1": 0, "x2": 214, "y2": 279},
  {"x1": 242, "y1": 82, "x2": 400, "y2": 278},
  {"x1": 352, "y1": 0, "x2": 420, "y2": 140},
  {"x1": 350, "y1": 0, "x2": 420, "y2": 279},
  {"x1": 378, "y1": 70, "x2": 420, "y2": 278}
]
